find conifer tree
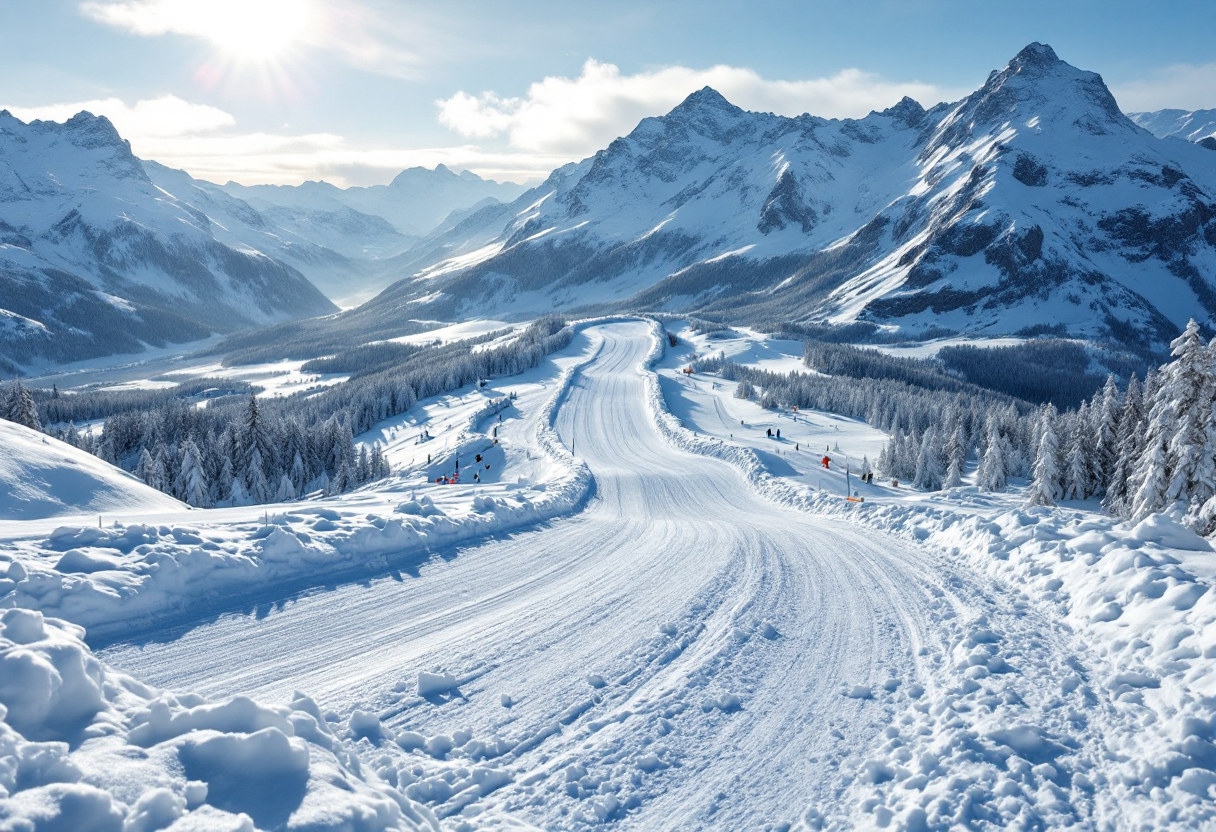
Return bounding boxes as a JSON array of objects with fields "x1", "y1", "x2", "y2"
[
  {"x1": 1026, "y1": 404, "x2": 1061, "y2": 507},
  {"x1": 176, "y1": 440, "x2": 210, "y2": 507}
]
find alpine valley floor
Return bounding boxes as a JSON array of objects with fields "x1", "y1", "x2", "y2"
[{"x1": 84, "y1": 321, "x2": 1160, "y2": 830}]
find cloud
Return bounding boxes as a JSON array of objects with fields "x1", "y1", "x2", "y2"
[
  {"x1": 2, "y1": 95, "x2": 234, "y2": 138},
  {"x1": 1110, "y1": 62, "x2": 1216, "y2": 113},
  {"x1": 1, "y1": 95, "x2": 559, "y2": 186},
  {"x1": 79, "y1": 0, "x2": 421, "y2": 77},
  {"x1": 437, "y1": 59, "x2": 969, "y2": 156}
]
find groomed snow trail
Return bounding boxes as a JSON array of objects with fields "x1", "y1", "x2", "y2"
[{"x1": 100, "y1": 322, "x2": 1093, "y2": 829}]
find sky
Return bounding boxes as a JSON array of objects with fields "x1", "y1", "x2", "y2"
[{"x1": 1, "y1": 0, "x2": 1214, "y2": 187}]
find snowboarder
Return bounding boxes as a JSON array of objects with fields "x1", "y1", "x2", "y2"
[
  {"x1": 767, "y1": 428, "x2": 772, "y2": 438},
  {"x1": 776, "y1": 429, "x2": 781, "y2": 439},
  {"x1": 822, "y1": 455, "x2": 831, "y2": 469}
]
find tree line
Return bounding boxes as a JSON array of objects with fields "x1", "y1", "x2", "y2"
[
  {"x1": 1, "y1": 316, "x2": 572, "y2": 508},
  {"x1": 695, "y1": 319, "x2": 1215, "y2": 533}
]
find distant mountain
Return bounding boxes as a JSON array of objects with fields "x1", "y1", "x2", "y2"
[
  {"x1": 355, "y1": 44, "x2": 1216, "y2": 354},
  {"x1": 0, "y1": 110, "x2": 337, "y2": 369},
  {"x1": 1129, "y1": 108, "x2": 1216, "y2": 145},
  {"x1": 223, "y1": 165, "x2": 527, "y2": 245}
]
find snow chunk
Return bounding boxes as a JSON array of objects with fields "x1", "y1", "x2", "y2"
[{"x1": 417, "y1": 671, "x2": 458, "y2": 697}]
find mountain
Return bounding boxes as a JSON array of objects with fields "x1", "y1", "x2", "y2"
[
  {"x1": 1129, "y1": 108, "x2": 1216, "y2": 146},
  {"x1": 354, "y1": 44, "x2": 1216, "y2": 354},
  {"x1": 222, "y1": 165, "x2": 527, "y2": 246},
  {"x1": 0, "y1": 111, "x2": 338, "y2": 369}
]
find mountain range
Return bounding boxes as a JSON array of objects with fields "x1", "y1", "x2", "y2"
[
  {"x1": 354, "y1": 43, "x2": 1216, "y2": 355},
  {"x1": 3, "y1": 43, "x2": 1215, "y2": 372},
  {"x1": 0, "y1": 114, "x2": 522, "y2": 370}
]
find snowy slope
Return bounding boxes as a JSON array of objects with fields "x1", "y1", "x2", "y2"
[
  {"x1": 362, "y1": 44, "x2": 1216, "y2": 353},
  {"x1": 1130, "y1": 107, "x2": 1216, "y2": 143},
  {"x1": 5, "y1": 321, "x2": 1216, "y2": 826},
  {"x1": 0, "y1": 419, "x2": 183, "y2": 519},
  {"x1": 0, "y1": 111, "x2": 337, "y2": 368}
]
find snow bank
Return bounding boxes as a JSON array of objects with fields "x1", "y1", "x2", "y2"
[
  {"x1": 642, "y1": 319, "x2": 1216, "y2": 828},
  {"x1": 0, "y1": 419, "x2": 184, "y2": 520},
  {"x1": 0, "y1": 608, "x2": 439, "y2": 831}
]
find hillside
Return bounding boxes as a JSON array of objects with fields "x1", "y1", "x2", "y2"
[{"x1": 0, "y1": 419, "x2": 183, "y2": 520}]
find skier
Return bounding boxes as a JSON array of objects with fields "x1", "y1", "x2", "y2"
[
  {"x1": 776, "y1": 428, "x2": 781, "y2": 439},
  {"x1": 767, "y1": 428, "x2": 772, "y2": 438},
  {"x1": 822, "y1": 455, "x2": 831, "y2": 469}
]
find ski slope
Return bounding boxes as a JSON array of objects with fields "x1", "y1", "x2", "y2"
[{"x1": 98, "y1": 321, "x2": 1116, "y2": 829}]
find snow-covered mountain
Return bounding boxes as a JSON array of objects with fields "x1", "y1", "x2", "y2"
[
  {"x1": 0, "y1": 111, "x2": 338, "y2": 368},
  {"x1": 222, "y1": 165, "x2": 526, "y2": 247},
  {"x1": 361, "y1": 44, "x2": 1216, "y2": 353},
  {"x1": 1129, "y1": 108, "x2": 1216, "y2": 146}
]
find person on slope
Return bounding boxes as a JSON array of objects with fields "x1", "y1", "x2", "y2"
[{"x1": 821, "y1": 455, "x2": 831, "y2": 469}]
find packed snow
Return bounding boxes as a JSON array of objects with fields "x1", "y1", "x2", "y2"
[{"x1": 3, "y1": 319, "x2": 1216, "y2": 829}]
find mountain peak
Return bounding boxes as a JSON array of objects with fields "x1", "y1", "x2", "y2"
[
  {"x1": 1009, "y1": 42, "x2": 1061, "y2": 71},
  {"x1": 673, "y1": 87, "x2": 739, "y2": 115},
  {"x1": 879, "y1": 96, "x2": 926, "y2": 128}
]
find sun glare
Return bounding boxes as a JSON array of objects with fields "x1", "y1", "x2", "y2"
[{"x1": 194, "y1": 0, "x2": 313, "y2": 63}]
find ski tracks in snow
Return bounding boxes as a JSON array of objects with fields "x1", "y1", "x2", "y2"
[{"x1": 101, "y1": 322, "x2": 1135, "y2": 830}]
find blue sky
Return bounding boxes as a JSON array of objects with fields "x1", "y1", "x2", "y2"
[{"x1": 1, "y1": 0, "x2": 1213, "y2": 186}]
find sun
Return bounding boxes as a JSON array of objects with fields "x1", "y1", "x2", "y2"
[{"x1": 194, "y1": 0, "x2": 314, "y2": 63}]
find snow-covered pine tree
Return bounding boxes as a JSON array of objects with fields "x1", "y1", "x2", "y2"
[
  {"x1": 913, "y1": 427, "x2": 943, "y2": 491},
  {"x1": 135, "y1": 447, "x2": 157, "y2": 487},
  {"x1": 290, "y1": 451, "x2": 306, "y2": 495},
  {"x1": 942, "y1": 422, "x2": 967, "y2": 489},
  {"x1": 246, "y1": 446, "x2": 271, "y2": 504},
  {"x1": 1104, "y1": 373, "x2": 1144, "y2": 517},
  {"x1": 1092, "y1": 374, "x2": 1122, "y2": 490},
  {"x1": 1161, "y1": 320, "x2": 1215, "y2": 510},
  {"x1": 149, "y1": 446, "x2": 170, "y2": 493},
  {"x1": 1063, "y1": 408, "x2": 1090, "y2": 500},
  {"x1": 1026, "y1": 404, "x2": 1061, "y2": 507},
  {"x1": 275, "y1": 473, "x2": 296, "y2": 502},
  {"x1": 6, "y1": 378, "x2": 41, "y2": 431},
  {"x1": 735, "y1": 379, "x2": 755, "y2": 400},
  {"x1": 1130, "y1": 428, "x2": 1171, "y2": 522},
  {"x1": 978, "y1": 417, "x2": 1008, "y2": 491},
  {"x1": 176, "y1": 440, "x2": 210, "y2": 507}
]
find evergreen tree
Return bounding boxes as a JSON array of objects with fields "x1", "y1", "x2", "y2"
[
  {"x1": 275, "y1": 473, "x2": 296, "y2": 502},
  {"x1": 135, "y1": 447, "x2": 157, "y2": 487},
  {"x1": 913, "y1": 427, "x2": 943, "y2": 491},
  {"x1": 247, "y1": 446, "x2": 272, "y2": 504},
  {"x1": 1026, "y1": 404, "x2": 1061, "y2": 507},
  {"x1": 176, "y1": 440, "x2": 210, "y2": 507},
  {"x1": 978, "y1": 418, "x2": 1008, "y2": 491},
  {"x1": 1063, "y1": 410, "x2": 1090, "y2": 500},
  {"x1": 1104, "y1": 373, "x2": 1144, "y2": 517},
  {"x1": 942, "y1": 422, "x2": 967, "y2": 489},
  {"x1": 1093, "y1": 374, "x2": 1122, "y2": 489},
  {"x1": 6, "y1": 378, "x2": 41, "y2": 431},
  {"x1": 1161, "y1": 320, "x2": 1214, "y2": 508}
]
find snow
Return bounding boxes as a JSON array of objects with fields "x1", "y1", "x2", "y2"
[
  {"x1": 4, "y1": 317, "x2": 1216, "y2": 827},
  {"x1": 0, "y1": 420, "x2": 183, "y2": 520}
]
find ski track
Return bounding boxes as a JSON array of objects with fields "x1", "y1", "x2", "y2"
[{"x1": 100, "y1": 322, "x2": 1105, "y2": 828}]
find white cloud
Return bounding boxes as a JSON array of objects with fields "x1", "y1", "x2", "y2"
[
  {"x1": 3, "y1": 95, "x2": 234, "y2": 138},
  {"x1": 437, "y1": 59, "x2": 969, "y2": 156},
  {"x1": 79, "y1": 0, "x2": 421, "y2": 77},
  {"x1": 1110, "y1": 62, "x2": 1216, "y2": 113}
]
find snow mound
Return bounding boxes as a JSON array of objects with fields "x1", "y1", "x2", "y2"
[
  {"x1": 0, "y1": 608, "x2": 438, "y2": 831},
  {"x1": 0, "y1": 420, "x2": 184, "y2": 520}
]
